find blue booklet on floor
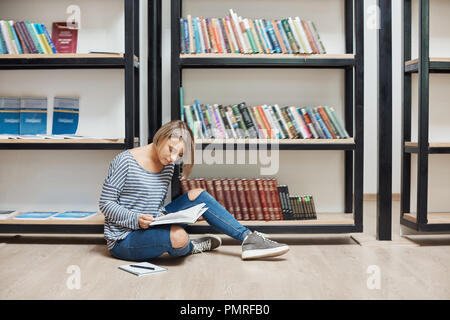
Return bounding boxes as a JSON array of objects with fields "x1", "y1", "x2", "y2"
[
  {"x1": 14, "y1": 211, "x2": 58, "y2": 219},
  {"x1": 52, "y1": 211, "x2": 97, "y2": 220}
]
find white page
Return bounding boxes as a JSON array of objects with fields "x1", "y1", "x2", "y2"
[{"x1": 150, "y1": 203, "x2": 207, "y2": 226}]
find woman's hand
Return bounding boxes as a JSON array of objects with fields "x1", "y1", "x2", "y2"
[{"x1": 139, "y1": 214, "x2": 155, "y2": 229}]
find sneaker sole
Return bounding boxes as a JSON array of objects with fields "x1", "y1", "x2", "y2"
[{"x1": 241, "y1": 245, "x2": 289, "y2": 260}]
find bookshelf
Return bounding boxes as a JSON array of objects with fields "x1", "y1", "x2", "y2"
[
  {"x1": 0, "y1": 0, "x2": 141, "y2": 234},
  {"x1": 169, "y1": 0, "x2": 364, "y2": 234},
  {"x1": 0, "y1": 0, "x2": 139, "y2": 150},
  {"x1": 401, "y1": 0, "x2": 450, "y2": 232}
]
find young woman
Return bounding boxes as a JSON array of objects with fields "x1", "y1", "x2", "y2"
[{"x1": 99, "y1": 120, "x2": 289, "y2": 261}]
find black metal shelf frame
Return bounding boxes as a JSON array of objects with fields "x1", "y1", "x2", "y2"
[
  {"x1": 401, "y1": 0, "x2": 450, "y2": 232},
  {"x1": 169, "y1": 0, "x2": 364, "y2": 234},
  {"x1": 0, "y1": 0, "x2": 140, "y2": 150}
]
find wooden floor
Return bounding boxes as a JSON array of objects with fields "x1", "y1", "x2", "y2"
[{"x1": 1, "y1": 200, "x2": 449, "y2": 300}]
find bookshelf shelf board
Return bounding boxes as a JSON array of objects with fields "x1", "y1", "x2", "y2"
[
  {"x1": 404, "y1": 142, "x2": 450, "y2": 154},
  {"x1": 0, "y1": 53, "x2": 139, "y2": 70},
  {"x1": 405, "y1": 58, "x2": 450, "y2": 73},
  {"x1": 187, "y1": 213, "x2": 357, "y2": 234},
  {"x1": 401, "y1": 213, "x2": 450, "y2": 232},
  {"x1": 180, "y1": 53, "x2": 355, "y2": 69},
  {"x1": 403, "y1": 212, "x2": 450, "y2": 225},
  {"x1": 0, "y1": 212, "x2": 105, "y2": 234},
  {"x1": 194, "y1": 138, "x2": 355, "y2": 150},
  {"x1": 0, "y1": 138, "x2": 139, "y2": 150},
  {"x1": 0, "y1": 212, "x2": 357, "y2": 234}
]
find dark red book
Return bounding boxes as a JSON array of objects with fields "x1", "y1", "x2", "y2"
[
  {"x1": 180, "y1": 179, "x2": 189, "y2": 194},
  {"x1": 269, "y1": 179, "x2": 283, "y2": 220},
  {"x1": 52, "y1": 22, "x2": 78, "y2": 53},
  {"x1": 205, "y1": 179, "x2": 216, "y2": 199},
  {"x1": 256, "y1": 179, "x2": 270, "y2": 221},
  {"x1": 187, "y1": 179, "x2": 196, "y2": 191},
  {"x1": 235, "y1": 178, "x2": 250, "y2": 220},
  {"x1": 221, "y1": 179, "x2": 234, "y2": 217},
  {"x1": 242, "y1": 179, "x2": 256, "y2": 220},
  {"x1": 249, "y1": 179, "x2": 264, "y2": 220},
  {"x1": 213, "y1": 179, "x2": 226, "y2": 208},
  {"x1": 262, "y1": 179, "x2": 276, "y2": 221},
  {"x1": 228, "y1": 178, "x2": 242, "y2": 220}
]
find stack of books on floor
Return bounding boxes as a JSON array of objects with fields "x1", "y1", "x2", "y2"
[
  {"x1": 180, "y1": 9, "x2": 326, "y2": 54},
  {"x1": 182, "y1": 101, "x2": 349, "y2": 140},
  {"x1": 180, "y1": 177, "x2": 317, "y2": 221},
  {"x1": 0, "y1": 20, "x2": 57, "y2": 54}
]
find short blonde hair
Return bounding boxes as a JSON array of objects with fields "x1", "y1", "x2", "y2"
[{"x1": 153, "y1": 120, "x2": 194, "y2": 179}]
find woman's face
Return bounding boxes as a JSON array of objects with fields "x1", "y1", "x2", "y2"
[{"x1": 156, "y1": 137, "x2": 185, "y2": 166}]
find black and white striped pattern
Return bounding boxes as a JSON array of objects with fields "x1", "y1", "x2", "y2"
[{"x1": 99, "y1": 150, "x2": 175, "y2": 250}]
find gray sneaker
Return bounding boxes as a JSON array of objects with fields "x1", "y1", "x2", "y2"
[
  {"x1": 191, "y1": 234, "x2": 222, "y2": 254},
  {"x1": 241, "y1": 231, "x2": 289, "y2": 260}
]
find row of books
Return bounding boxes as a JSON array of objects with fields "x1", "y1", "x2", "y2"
[
  {"x1": 0, "y1": 97, "x2": 79, "y2": 135},
  {"x1": 181, "y1": 177, "x2": 317, "y2": 221},
  {"x1": 180, "y1": 10, "x2": 326, "y2": 55},
  {"x1": 0, "y1": 210, "x2": 98, "y2": 220},
  {"x1": 182, "y1": 101, "x2": 349, "y2": 140},
  {"x1": 0, "y1": 20, "x2": 58, "y2": 54}
]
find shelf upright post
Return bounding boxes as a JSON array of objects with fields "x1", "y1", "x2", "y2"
[
  {"x1": 134, "y1": 0, "x2": 140, "y2": 143},
  {"x1": 344, "y1": 0, "x2": 354, "y2": 214},
  {"x1": 149, "y1": 0, "x2": 162, "y2": 143},
  {"x1": 354, "y1": 0, "x2": 364, "y2": 231},
  {"x1": 377, "y1": 0, "x2": 392, "y2": 240},
  {"x1": 171, "y1": 0, "x2": 182, "y2": 199},
  {"x1": 401, "y1": 0, "x2": 412, "y2": 222},
  {"x1": 125, "y1": 0, "x2": 136, "y2": 149},
  {"x1": 417, "y1": 0, "x2": 430, "y2": 226}
]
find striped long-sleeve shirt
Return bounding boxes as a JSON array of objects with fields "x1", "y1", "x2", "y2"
[{"x1": 99, "y1": 150, "x2": 175, "y2": 250}]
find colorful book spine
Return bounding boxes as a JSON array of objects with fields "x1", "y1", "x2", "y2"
[
  {"x1": 313, "y1": 108, "x2": 332, "y2": 139},
  {"x1": 305, "y1": 107, "x2": 325, "y2": 139},
  {"x1": 25, "y1": 21, "x2": 44, "y2": 54},
  {"x1": 272, "y1": 20, "x2": 287, "y2": 54},
  {"x1": 309, "y1": 21, "x2": 326, "y2": 54},
  {"x1": 294, "y1": 17, "x2": 313, "y2": 54},
  {"x1": 281, "y1": 19, "x2": 299, "y2": 53},
  {"x1": 13, "y1": 22, "x2": 29, "y2": 53},
  {"x1": 264, "y1": 20, "x2": 281, "y2": 53},
  {"x1": 19, "y1": 21, "x2": 39, "y2": 54},
  {"x1": 235, "y1": 178, "x2": 250, "y2": 220}
]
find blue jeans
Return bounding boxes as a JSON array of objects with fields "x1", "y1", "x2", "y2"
[{"x1": 110, "y1": 190, "x2": 251, "y2": 261}]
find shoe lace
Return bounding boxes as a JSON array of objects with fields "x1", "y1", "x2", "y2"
[
  {"x1": 254, "y1": 231, "x2": 278, "y2": 244},
  {"x1": 193, "y1": 239, "x2": 211, "y2": 253}
]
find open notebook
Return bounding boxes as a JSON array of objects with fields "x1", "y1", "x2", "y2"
[
  {"x1": 150, "y1": 203, "x2": 208, "y2": 226},
  {"x1": 119, "y1": 262, "x2": 167, "y2": 276}
]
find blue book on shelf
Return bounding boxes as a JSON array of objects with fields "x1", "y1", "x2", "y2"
[
  {"x1": 52, "y1": 211, "x2": 97, "y2": 219},
  {"x1": 20, "y1": 97, "x2": 47, "y2": 135},
  {"x1": 183, "y1": 19, "x2": 190, "y2": 54},
  {"x1": 14, "y1": 211, "x2": 59, "y2": 219},
  {"x1": 0, "y1": 97, "x2": 20, "y2": 135},
  {"x1": 40, "y1": 24, "x2": 57, "y2": 53},
  {"x1": 192, "y1": 17, "x2": 201, "y2": 54},
  {"x1": 194, "y1": 99, "x2": 207, "y2": 136},
  {"x1": 265, "y1": 20, "x2": 281, "y2": 53},
  {"x1": 0, "y1": 31, "x2": 7, "y2": 54},
  {"x1": 314, "y1": 109, "x2": 332, "y2": 139},
  {"x1": 52, "y1": 97, "x2": 79, "y2": 135},
  {"x1": 277, "y1": 21, "x2": 292, "y2": 54}
]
